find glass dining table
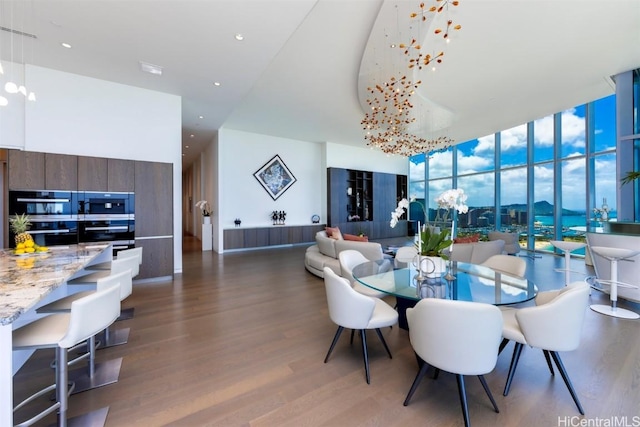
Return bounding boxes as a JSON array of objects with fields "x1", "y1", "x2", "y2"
[{"x1": 352, "y1": 259, "x2": 538, "y2": 330}]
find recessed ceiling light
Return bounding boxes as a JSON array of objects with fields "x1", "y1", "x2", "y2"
[
  {"x1": 198, "y1": 115, "x2": 204, "y2": 119},
  {"x1": 61, "y1": 42, "x2": 72, "y2": 49},
  {"x1": 235, "y1": 33, "x2": 244, "y2": 41},
  {"x1": 213, "y1": 82, "x2": 221, "y2": 87},
  {"x1": 185, "y1": 145, "x2": 190, "y2": 149},
  {"x1": 190, "y1": 134, "x2": 195, "y2": 138},
  {"x1": 139, "y1": 61, "x2": 163, "y2": 76}
]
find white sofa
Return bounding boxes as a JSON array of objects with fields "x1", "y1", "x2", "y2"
[
  {"x1": 488, "y1": 231, "x2": 521, "y2": 255},
  {"x1": 304, "y1": 231, "x2": 385, "y2": 278},
  {"x1": 444, "y1": 239, "x2": 506, "y2": 264}
]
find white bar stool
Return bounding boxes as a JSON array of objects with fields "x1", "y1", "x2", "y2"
[
  {"x1": 37, "y1": 270, "x2": 132, "y2": 394},
  {"x1": 12, "y1": 283, "x2": 120, "y2": 427},
  {"x1": 550, "y1": 240, "x2": 587, "y2": 286},
  {"x1": 589, "y1": 246, "x2": 640, "y2": 319}
]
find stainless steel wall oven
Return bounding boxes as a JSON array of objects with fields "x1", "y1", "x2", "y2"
[{"x1": 8, "y1": 191, "x2": 79, "y2": 248}]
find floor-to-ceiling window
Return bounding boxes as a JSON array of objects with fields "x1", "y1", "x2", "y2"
[{"x1": 409, "y1": 93, "x2": 620, "y2": 254}]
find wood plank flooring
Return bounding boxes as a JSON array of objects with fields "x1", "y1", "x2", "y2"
[{"x1": 13, "y1": 237, "x2": 640, "y2": 426}]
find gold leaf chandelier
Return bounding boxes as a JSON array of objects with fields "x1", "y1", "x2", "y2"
[{"x1": 361, "y1": 0, "x2": 461, "y2": 156}]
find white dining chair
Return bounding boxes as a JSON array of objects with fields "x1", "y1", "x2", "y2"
[
  {"x1": 322, "y1": 267, "x2": 398, "y2": 384},
  {"x1": 394, "y1": 245, "x2": 418, "y2": 269},
  {"x1": 404, "y1": 298, "x2": 503, "y2": 427},
  {"x1": 498, "y1": 281, "x2": 590, "y2": 414}
]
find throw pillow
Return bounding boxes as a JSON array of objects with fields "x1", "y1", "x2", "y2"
[
  {"x1": 325, "y1": 226, "x2": 343, "y2": 240},
  {"x1": 454, "y1": 234, "x2": 480, "y2": 244},
  {"x1": 343, "y1": 233, "x2": 368, "y2": 242}
]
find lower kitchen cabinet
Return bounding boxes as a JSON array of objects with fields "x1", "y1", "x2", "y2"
[{"x1": 136, "y1": 237, "x2": 174, "y2": 279}]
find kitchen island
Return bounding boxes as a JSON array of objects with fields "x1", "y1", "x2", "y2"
[{"x1": 0, "y1": 243, "x2": 111, "y2": 426}]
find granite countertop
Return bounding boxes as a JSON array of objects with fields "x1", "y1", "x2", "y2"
[{"x1": 0, "y1": 244, "x2": 109, "y2": 326}]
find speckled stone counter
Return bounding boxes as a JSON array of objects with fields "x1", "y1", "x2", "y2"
[
  {"x1": 0, "y1": 244, "x2": 110, "y2": 326},
  {"x1": 0, "y1": 243, "x2": 111, "y2": 426}
]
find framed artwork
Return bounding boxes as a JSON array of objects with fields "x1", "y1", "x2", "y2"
[{"x1": 253, "y1": 154, "x2": 297, "y2": 200}]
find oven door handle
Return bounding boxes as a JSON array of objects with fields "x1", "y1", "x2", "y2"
[
  {"x1": 85, "y1": 226, "x2": 129, "y2": 231},
  {"x1": 16, "y1": 198, "x2": 71, "y2": 203},
  {"x1": 28, "y1": 229, "x2": 71, "y2": 234}
]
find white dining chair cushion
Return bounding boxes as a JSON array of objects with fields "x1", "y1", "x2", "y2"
[
  {"x1": 323, "y1": 267, "x2": 397, "y2": 330},
  {"x1": 515, "y1": 282, "x2": 589, "y2": 352},
  {"x1": 339, "y1": 250, "x2": 387, "y2": 299},
  {"x1": 481, "y1": 254, "x2": 527, "y2": 278},
  {"x1": 407, "y1": 299, "x2": 503, "y2": 376},
  {"x1": 324, "y1": 269, "x2": 375, "y2": 329},
  {"x1": 394, "y1": 246, "x2": 418, "y2": 268}
]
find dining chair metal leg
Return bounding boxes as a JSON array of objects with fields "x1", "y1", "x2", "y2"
[
  {"x1": 550, "y1": 351, "x2": 585, "y2": 415},
  {"x1": 403, "y1": 362, "x2": 430, "y2": 406},
  {"x1": 543, "y1": 350, "x2": 555, "y2": 376},
  {"x1": 374, "y1": 328, "x2": 393, "y2": 359},
  {"x1": 477, "y1": 375, "x2": 499, "y2": 413},
  {"x1": 360, "y1": 329, "x2": 370, "y2": 384},
  {"x1": 324, "y1": 326, "x2": 344, "y2": 363},
  {"x1": 498, "y1": 337, "x2": 509, "y2": 354},
  {"x1": 350, "y1": 329, "x2": 355, "y2": 344},
  {"x1": 456, "y1": 374, "x2": 471, "y2": 427},
  {"x1": 503, "y1": 342, "x2": 524, "y2": 396}
]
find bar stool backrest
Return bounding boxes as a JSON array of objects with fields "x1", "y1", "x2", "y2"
[
  {"x1": 111, "y1": 255, "x2": 139, "y2": 278},
  {"x1": 117, "y1": 247, "x2": 143, "y2": 265},
  {"x1": 96, "y1": 270, "x2": 133, "y2": 301},
  {"x1": 59, "y1": 284, "x2": 120, "y2": 349}
]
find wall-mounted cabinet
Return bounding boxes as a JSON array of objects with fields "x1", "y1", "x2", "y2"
[
  {"x1": 327, "y1": 167, "x2": 407, "y2": 239},
  {"x1": 8, "y1": 151, "x2": 76, "y2": 190}
]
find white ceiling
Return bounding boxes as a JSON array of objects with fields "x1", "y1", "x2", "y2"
[{"x1": 1, "y1": 0, "x2": 639, "y2": 167}]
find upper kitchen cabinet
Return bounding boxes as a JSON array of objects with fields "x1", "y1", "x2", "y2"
[
  {"x1": 8, "y1": 150, "x2": 45, "y2": 190},
  {"x1": 107, "y1": 159, "x2": 134, "y2": 192},
  {"x1": 44, "y1": 153, "x2": 78, "y2": 190},
  {"x1": 78, "y1": 156, "x2": 107, "y2": 191},
  {"x1": 77, "y1": 156, "x2": 135, "y2": 192}
]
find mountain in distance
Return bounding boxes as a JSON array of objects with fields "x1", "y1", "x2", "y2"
[{"x1": 502, "y1": 200, "x2": 583, "y2": 216}]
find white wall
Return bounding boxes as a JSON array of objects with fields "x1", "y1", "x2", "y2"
[
  {"x1": 213, "y1": 130, "x2": 408, "y2": 252},
  {"x1": 19, "y1": 65, "x2": 183, "y2": 273}
]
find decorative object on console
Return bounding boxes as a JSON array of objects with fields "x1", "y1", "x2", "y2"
[
  {"x1": 234, "y1": 218, "x2": 241, "y2": 227},
  {"x1": 195, "y1": 200, "x2": 211, "y2": 217},
  {"x1": 311, "y1": 214, "x2": 320, "y2": 224},
  {"x1": 271, "y1": 210, "x2": 286, "y2": 226},
  {"x1": 254, "y1": 154, "x2": 297, "y2": 200}
]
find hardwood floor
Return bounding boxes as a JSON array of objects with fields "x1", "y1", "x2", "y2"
[{"x1": 13, "y1": 237, "x2": 640, "y2": 426}]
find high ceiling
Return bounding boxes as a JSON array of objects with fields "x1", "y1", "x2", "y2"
[{"x1": 1, "y1": 0, "x2": 639, "y2": 167}]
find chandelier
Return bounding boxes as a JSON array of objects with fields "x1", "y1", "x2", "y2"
[
  {"x1": 360, "y1": 0, "x2": 461, "y2": 156},
  {"x1": 0, "y1": 0, "x2": 37, "y2": 107}
]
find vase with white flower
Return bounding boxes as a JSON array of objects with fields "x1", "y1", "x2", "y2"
[
  {"x1": 390, "y1": 196, "x2": 451, "y2": 293},
  {"x1": 434, "y1": 188, "x2": 469, "y2": 281},
  {"x1": 195, "y1": 200, "x2": 212, "y2": 224}
]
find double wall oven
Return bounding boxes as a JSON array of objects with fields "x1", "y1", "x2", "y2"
[
  {"x1": 78, "y1": 192, "x2": 135, "y2": 251},
  {"x1": 9, "y1": 190, "x2": 135, "y2": 253},
  {"x1": 9, "y1": 191, "x2": 79, "y2": 247}
]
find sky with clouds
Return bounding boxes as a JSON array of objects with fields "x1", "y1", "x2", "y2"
[{"x1": 410, "y1": 95, "x2": 617, "y2": 213}]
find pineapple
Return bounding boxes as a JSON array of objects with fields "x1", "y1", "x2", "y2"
[{"x1": 10, "y1": 213, "x2": 34, "y2": 247}]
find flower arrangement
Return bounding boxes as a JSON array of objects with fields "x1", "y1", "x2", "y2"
[
  {"x1": 390, "y1": 189, "x2": 468, "y2": 258},
  {"x1": 195, "y1": 200, "x2": 212, "y2": 217}
]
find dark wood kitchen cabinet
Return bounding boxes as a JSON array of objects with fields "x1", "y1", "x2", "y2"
[
  {"x1": 77, "y1": 156, "x2": 134, "y2": 192},
  {"x1": 78, "y1": 156, "x2": 107, "y2": 190},
  {"x1": 45, "y1": 153, "x2": 77, "y2": 190},
  {"x1": 134, "y1": 160, "x2": 173, "y2": 279},
  {"x1": 8, "y1": 151, "x2": 77, "y2": 190},
  {"x1": 8, "y1": 150, "x2": 45, "y2": 190}
]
